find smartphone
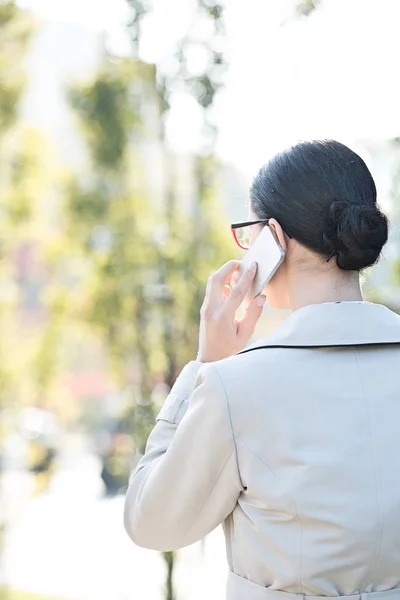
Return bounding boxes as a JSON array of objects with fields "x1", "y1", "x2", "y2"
[{"x1": 238, "y1": 226, "x2": 285, "y2": 300}]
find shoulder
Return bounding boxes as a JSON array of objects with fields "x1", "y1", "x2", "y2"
[
  {"x1": 207, "y1": 349, "x2": 293, "y2": 438},
  {"x1": 210, "y1": 345, "x2": 293, "y2": 402},
  {"x1": 214, "y1": 344, "x2": 290, "y2": 375}
]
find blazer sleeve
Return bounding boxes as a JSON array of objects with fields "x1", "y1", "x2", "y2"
[{"x1": 123, "y1": 360, "x2": 243, "y2": 552}]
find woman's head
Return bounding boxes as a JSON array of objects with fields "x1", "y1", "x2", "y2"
[{"x1": 248, "y1": 139, "x2": 389, "y2": 309}]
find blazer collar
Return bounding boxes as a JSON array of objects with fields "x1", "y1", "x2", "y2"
[{"x1": 237, "y1": 302, "x2": 400, "y2": 354}]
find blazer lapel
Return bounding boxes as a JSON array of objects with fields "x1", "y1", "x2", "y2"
[{"x1": 237, "y1": 302, "x2": 400, "y2": 355}]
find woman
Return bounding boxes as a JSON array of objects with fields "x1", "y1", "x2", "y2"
[{"x1": 124, "y1": 140, "x2": 400, "y2": 599}]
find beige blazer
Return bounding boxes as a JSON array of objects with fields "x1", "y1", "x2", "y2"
[{"x1": 124, "y1": 302, "x2": 400, "y2": 600}]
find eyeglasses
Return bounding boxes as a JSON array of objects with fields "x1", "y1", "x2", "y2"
[
  {"x1": 231, "y1": 219, "x2": 270, "y2": 250},
  {"x1": 231, "y1": 219, "x2": 293, "y2": 250}
]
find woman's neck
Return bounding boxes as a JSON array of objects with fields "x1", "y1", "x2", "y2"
[{"x1": 288, "y1": 269, "x2": 363, "y2": 312}]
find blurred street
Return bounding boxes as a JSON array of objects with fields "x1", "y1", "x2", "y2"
[{"x1": 1, "y1": 434, "x2": 227, "y2": 600}]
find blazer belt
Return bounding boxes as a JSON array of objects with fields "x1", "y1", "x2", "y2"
[{"x1": 228, "y1": 572, "x2": 400, "y2": 600}]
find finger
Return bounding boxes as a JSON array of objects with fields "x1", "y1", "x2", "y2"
[
  {"x1": 231, "y1": 269, "x2": 241, "y2": 287},
  {"x1": 223, "y1": 283, "x2": 231, "y2": 300},
  {"x1": 226, "y1": 261, "x2": 257, "y2": 312},
  {"x1": 207, "y1": 260, "x2": 241, "y2": 304},
  {"x1": 237, "y1": 294, "x2": 266, "y2": 340}
]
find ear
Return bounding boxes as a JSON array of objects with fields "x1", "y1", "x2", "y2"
[{"x1": 269, "y1": 218, "x2": 287, "y2": 251}]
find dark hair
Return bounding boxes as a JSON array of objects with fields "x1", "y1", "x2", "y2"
[{"x1": 250, "y1": 139, "x2": 389, "y2": 271}]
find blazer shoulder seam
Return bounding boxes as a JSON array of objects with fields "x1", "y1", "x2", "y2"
[{"x1": 211, "y1": 363, "x2": 245, "y2": 490}]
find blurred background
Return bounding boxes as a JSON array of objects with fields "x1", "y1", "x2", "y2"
[{"x1": 1, "y1": 0, "x2": 400, "y2": 598}]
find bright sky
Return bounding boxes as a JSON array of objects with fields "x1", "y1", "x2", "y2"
[{"x1": 17, "y1": 0, "x2": 400, "y2": 179}]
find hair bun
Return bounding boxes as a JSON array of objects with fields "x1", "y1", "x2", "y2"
[{"x1": 324, "y1": 200, "x2": 388, "y2": 271}]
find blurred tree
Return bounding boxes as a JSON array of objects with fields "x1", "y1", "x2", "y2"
[
  {"x1": 66, "y1": 53, "x2": 232, "y2": 441},
  {"x1": 0, "y1": 1, "x2": 32, "y2": 136},
  {"x1": 0, "y1": 3, "x2": 34, "y2": 410},
  {"x1": 0, "y1": 0, "x2": 36, "y2": 585},
  {"x1": 66, "y1": 59, "x2": 160, "y2": 444},
  {"x1": 1, "y1": 127, "x2": 51, "y2": 415},
  {"x1": 125, "y1": 2, "x2": 232, "y2": 598},
  {"x1": 0, "y1": 0, "x2": 65, "y2": 530},
  {"x1": 123, "y1": 0, "x2": 231, "y2": 408},
  {"x1": 65, "y1": 1, "x2": 232, "y2": 596}
]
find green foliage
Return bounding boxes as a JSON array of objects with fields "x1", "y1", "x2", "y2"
[
  {"x1": 123, "y1": 5, "x2": 231, "y2": 598},
  {"x1": 66, "y1": 47, "x2": 233, "y2": 451},
  {"x1": 159, "y1": 155, "x2": 232, "y2": 373},
  {"x1": 0, "y1": 2, "x2": 33, "y2": 134},
  {"x1": 127, "y1": 0, "x2": 226, "y2": 138},
  {"x1": 69, "y1": 61, "x2": 142, "y2": 170},
  {"x1": 0, "y1": 128, "x2": 59, "y2": 443},
  {"x1": 393, "y1": 260, "x2": 400, "y2": 286},
  {"x1": 63, "y1": 1, "x2": 232, "y2": 598},
  {"x1": 295, "y1": 0, "x2": 320, "y2": 17},
  {"x1": 0, "y1": 5, "x2": 35, "y2": 421},
  {"x1": 64, "y1": 180, "x2": 110, "y2": 247},
  {"x1": 1, "y1": 129, "x2": 46, "y2": 227},
  {"x1": 31, "y1": 291, "x2": 68, "y2": 398},
  {"x1": 66, "y1": 58, "x2": 160, "y2": 447}
]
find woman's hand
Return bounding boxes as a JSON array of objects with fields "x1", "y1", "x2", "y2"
[{"x1": 196, "y1": 260, "x2": 266, "y2": 363}]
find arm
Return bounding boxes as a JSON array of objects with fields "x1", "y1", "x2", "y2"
[{"x1": 123, "y1": 360, "x2": 243, "y2": 551}]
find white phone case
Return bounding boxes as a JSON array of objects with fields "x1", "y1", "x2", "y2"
[{"x1": 238, "y1": 226, "x2": 285, "y2": 300}]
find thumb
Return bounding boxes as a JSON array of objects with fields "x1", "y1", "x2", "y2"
[{"x1": 237, "y1": 294, "x2": 266, "y2": 341}]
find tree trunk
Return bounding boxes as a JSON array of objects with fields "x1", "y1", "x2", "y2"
[{"x1": 163, "y1": 551, "x2": 176, "y2": 600}]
